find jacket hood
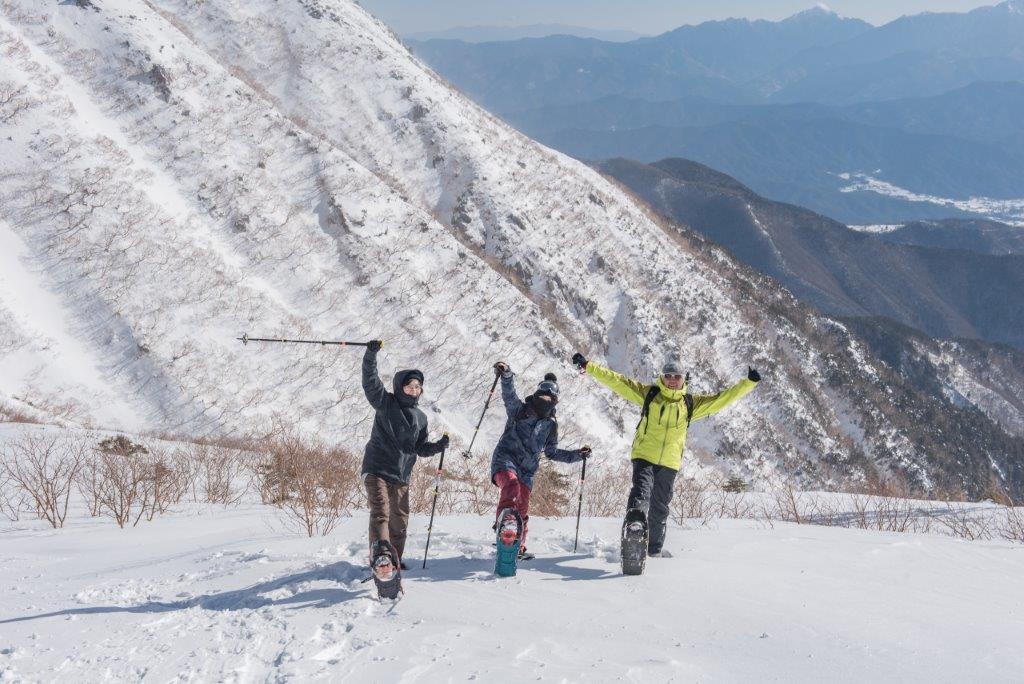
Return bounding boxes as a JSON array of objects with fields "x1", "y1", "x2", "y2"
[
  {"x1": 656, "y1": 376, "x2": 687, "y2": 401},
  {"x1": 393, "y1": 369, "x2": 424, "y2": 407}
]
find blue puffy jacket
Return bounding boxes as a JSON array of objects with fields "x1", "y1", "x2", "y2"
[{"x1": 489, "y1": 373, "x2": 584, "y2": 489}]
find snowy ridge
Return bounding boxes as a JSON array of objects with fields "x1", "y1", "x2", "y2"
[{"x1": 0, "y1": 0, "x2": 1017, "y2": 494}]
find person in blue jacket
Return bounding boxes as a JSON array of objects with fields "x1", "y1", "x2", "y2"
[{"x1": 489, "y1": 362, "x2": 590, "y2": 555}]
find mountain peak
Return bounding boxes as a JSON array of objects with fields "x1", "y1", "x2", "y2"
[{"x1": 786, "y1": 4, "x2": 842, "y2": 21}]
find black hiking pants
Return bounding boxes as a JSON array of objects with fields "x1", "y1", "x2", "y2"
[{"x1": 626, "y1": 459, "x2": 677, "y2": 554}]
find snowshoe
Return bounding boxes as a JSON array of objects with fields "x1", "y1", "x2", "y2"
[
  {"x1": 621, "y1": 508, "x2": 648, "y2": 576},
  {"x1": 370, "y1": 539, "x2": 403, "y2": 600},
  {"x1": 517, "y1": 546, "x2": 535, "y2": 562},
  {"x1": 494, "y1": 508, "x2": 523, "y2": 577}
]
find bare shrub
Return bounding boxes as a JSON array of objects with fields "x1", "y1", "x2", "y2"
[
  {"x1": 407, "y1": 457, "x2": 439, "y2": 515},
  {"x1": 2, "y1": 431, "x2": 85, "y2": 528},
  {"x1": 671, "y1": 476, "x2": 716, "y2": 525},
  {"x1": 530, "y1": 466, "x2": 574, "y2": 517},
  {"x1": 143, "y1": 445, "x2": 188, "y2": 521},
  {"x1": 713, "y1": 489, "x2": 758, "y2": 520},
  {"x1": 0, "y1": 400, "x2": 41, "y2": 425},
  {"x1": 0, "y1": 469, "x2": 28, "y2": 521},
  {"x1": 933, "y1": 501, "x2": 994, "y2": 541},
  {"x1": 582, "y1": 462, "x2": 632, "y2": 518},
  {"x1": 95, "y1": 435, "x2": 151, "y2": 528},
  {"x1": 171, "y1": 445, "x2": 202, "y2": 503},
  {"x1": 197, "y1": 444, "x2": 248, "y2": 505},
  {"x1": 772, "y1": 481, "x2": 809, "y2": 525},
  {"x1": 873, "y1": 493, "x2": 925, "y2": 533},
  {"x1": 255, "y1": 434, "x2": 362, "y2": 536},
  {"x1": 252, "y1": 445, "x2": 297, "y2": 506},
  {"x1": 440, "y1": 456, "x2": 497, "y2": 516},
  {"x1": 998, "y1": 504, "x2": 1024, "y2": 544},
  {"x1": 75, "y1": 453, "x2": 104, "y2": 517},
  {"x1": 0, "y1": 80, "x2": 30, "y2": 124}
]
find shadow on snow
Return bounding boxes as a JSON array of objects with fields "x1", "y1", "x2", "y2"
[
  {"x1": 2, "y1": 550, "x2": 619, "y2": 624},
  {"x1": 413, "y1": 552, "x2": 617, "y2": 583},
  {"x1": 0, "y1": 560, "x2": 368, "y2": 624}
]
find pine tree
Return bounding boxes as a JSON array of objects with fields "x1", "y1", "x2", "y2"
[{"x1": 723, "y1": 475, "x2": 747, "y2": 493}]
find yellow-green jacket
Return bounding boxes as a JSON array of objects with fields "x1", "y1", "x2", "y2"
[{"x1": 586, "y1": 362, "x2": 756, "y2": 470}]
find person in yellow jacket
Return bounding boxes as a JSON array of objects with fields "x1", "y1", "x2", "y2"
[{"x1": 571, "y1": 352, "x2": 760, "y2": 556}]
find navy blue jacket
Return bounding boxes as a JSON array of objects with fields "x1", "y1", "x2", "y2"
[
  {"x1": 489, "y1": 374, "x2": 584, "y2": 489},
  {"x1": 361, "y1": 348, "x2": 444, "y2": 485}
]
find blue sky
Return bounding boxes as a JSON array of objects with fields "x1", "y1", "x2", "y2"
[{"x1": 359, "y1": 0, "x2": 997, "y2": 34}]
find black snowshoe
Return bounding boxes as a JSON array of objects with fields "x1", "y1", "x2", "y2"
[
  {"x1": 621, "y1": 508, "x2": 648, "y2": 576},
  {"x1": 370, "y1": 539, "x2": 403, "y2": 600}
]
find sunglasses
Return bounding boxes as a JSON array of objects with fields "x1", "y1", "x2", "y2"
[{"x1": 663, "y1": 373, "x2": 684, "y2": 380}]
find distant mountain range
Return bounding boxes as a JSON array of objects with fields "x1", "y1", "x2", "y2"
[
  {"x1": 404, "y1": 24, "x2": 646, "y2": 43},
  {"x1": 409, "y1": 7, "x2": 871, "y2": 110},
  {"x1": 598, "y1": 157, "x2": 1024, "y2": 350},
  {"x1": 760, "y1": 0, "x2": 1024, "y2": 103},
  {"x1": 410, "y1": 2, "x2": 1024, "y2": 225},
  {"x1": 410, "y1": 3, "x2": 1024, "y2": 108}
]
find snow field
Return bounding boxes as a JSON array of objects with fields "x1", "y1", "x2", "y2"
[{"x1": 2, "y1": 505, "x2": 1023, "y2": 682}]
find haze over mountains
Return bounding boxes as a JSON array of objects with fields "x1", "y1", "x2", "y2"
[
  {"x1": 405, "y1": 24, "x2": 647, "y2": 43},
  {"x1": 3, "y1": 0, "x2": 1022, "y2": 498},
  {"x1": 409, "y1": 1, "x2": 1024, "y2": 224}
]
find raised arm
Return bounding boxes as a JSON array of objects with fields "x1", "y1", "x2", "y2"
[
  {"x1": 584, "y1": 361, "x2": 648, "y2": 406},
  {"x1": 689, "y1": 369, "x2": 759, "y2": 422},
  {"x1": 495, "y1": 362, "x2": 523, "y2": 418},
  {"x1": 361, "y1": 342, "x2": 388, "y2": 409}
]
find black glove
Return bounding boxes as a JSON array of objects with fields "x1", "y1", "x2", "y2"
[
  {"x1": 367, "y1": 340, "x2": 383, "y2": 352},
  {"x1": 494, "y1": 361, "x2": 511, "y2": 376},
  {"x1": 579, "y1": 446, "x2": 592, "y2": 459},
  {"x1": 572, "y1": 352, "x2": 588, "y2": 371},
  {"x1": 436, "y1": 434, "x2": 450, "y2": 451},
  {"x1": 747, "y1": 366, "x2": 761, "y2": 383}
]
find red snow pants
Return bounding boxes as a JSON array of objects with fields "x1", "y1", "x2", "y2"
[{"x1": 494, "y1": 469, "x2": 532, "y2": 547}]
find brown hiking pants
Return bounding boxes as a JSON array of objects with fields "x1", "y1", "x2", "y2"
[{"x1": 364, "y1": 473, "x2": 410, "y2": 561}]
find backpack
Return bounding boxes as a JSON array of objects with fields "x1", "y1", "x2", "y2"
[{"x1": 637, "y1": 384, "x2": 693, "y2": 430}]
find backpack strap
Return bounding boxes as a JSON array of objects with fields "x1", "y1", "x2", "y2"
[
  {"x1": 637, "y1": 386, "x2": 695, "y2": 428},
  {"x1": 636, "y1": 385, "x2": 661, "y2": 430}
]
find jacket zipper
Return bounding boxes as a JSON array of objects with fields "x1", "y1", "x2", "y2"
[{"x1": 658, "y1": 404, "x2": 669, "y2": 465}]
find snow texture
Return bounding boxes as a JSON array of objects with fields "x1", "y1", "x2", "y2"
[
  {"x1": 2, "y1": 502, "x2": 1022, "y2": 682},
  {"x1": 0, "y1": 0, "x2": 1004, "y2": 492},
  {"x1": 839, "y1": 172, "x2": 1024, "y2": 226}
]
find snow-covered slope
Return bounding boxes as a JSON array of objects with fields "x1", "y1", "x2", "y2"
[
  {"x1": 2, "y1": 505, "x2": 1023, "y2": 681},
  {"x1": 0, "y1": 0, "x2": 1019, "y2": 496}
]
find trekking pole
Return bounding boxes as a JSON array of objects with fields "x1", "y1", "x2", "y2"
[
  {"x1": 237, "y1": 332, "x2": 372, "y2": 347},
  {"x1": 573, "y1": 454, "x2": 588, "y2": 553},
  {"x1": 422, "y1": 435, "x2": 448, "y2": 570},
  {"x1": 463, "y1": 372, "x2": 500, "y2": 459}
]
